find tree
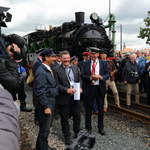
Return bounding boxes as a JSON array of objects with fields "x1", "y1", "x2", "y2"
[{"x1": 138, "y1": 11, "x2": 150, "y2": 45}]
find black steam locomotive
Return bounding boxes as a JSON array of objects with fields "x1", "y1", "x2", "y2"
[{"x1": 25, "y1": 12, "x2": 113, "y2": 58}]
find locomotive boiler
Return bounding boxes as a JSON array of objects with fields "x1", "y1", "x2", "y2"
[{"x1": 26, "y1": 12, "x2": 114, "y2": 58}]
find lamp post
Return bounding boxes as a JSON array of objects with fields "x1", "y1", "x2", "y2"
[
  {"x1": 109, "y1": 0, "x2": 111, "y2": 39},
  {"x1": 120, "y1": 24, "x2": 122, "y2": 51}
]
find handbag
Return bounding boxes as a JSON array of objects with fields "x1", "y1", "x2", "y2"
[{"x1": 26, "y1": 69, "x2": 34, "y2": 85}]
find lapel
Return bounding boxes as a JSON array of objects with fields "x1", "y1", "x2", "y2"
[
  {"x1": 60, "y1": 65, "x2": 70, "y2": 84},
  {"x1": 70, "y1": 65, "x2": 76, "y2": 80},
  {"x1": 41, "y1": 64, "x2": 56, "y2": 86}
]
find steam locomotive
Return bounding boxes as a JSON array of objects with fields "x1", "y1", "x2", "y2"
[{"x1": 25, "y1": 12, "x2": 113, "y2": 59}]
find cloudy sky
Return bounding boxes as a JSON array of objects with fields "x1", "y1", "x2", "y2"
[{"x1": 1, "y1": 0, "x2": 150, "y2": 50}]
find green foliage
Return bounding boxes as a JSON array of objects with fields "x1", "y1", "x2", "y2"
[{"x1": 138, "y1": 11, "x2": 150, "y2": 45}]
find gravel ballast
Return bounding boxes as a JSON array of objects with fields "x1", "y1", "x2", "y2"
[
  {"x1": 20, "y1": 87, "x2": 149, "y2": 150},
  {"x1": 20, "y1": 108, "x2": 149, "y2": 150}
]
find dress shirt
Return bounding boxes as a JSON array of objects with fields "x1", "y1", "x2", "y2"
[
  {"x1": 42, "y1": 63, "x2": 54, "y2": 76},
  {"x1": 91, "y1": 59, "x2": 100, "y2": 85},
  {"x1": 64, "y1": 66, "x2": 75, "y2": 87}
]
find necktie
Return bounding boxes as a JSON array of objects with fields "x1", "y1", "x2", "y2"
[{"x1": 92, "y1": 61, "x2": 96, "y2": 75}]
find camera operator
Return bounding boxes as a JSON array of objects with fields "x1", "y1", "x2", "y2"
[
  {"x1": 0, "y1": 34, "x2": 30, "y2": 111},
  {"x1": 0, "y1": 34, "x2": 24, "y2": 149}
]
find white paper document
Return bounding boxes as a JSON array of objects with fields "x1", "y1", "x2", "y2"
[{"x1": 73, "y1": 82, "x2": 80, "y2": 100}]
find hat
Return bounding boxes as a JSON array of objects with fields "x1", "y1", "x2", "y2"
[
  {"x1": 40, "y1": 48, "x2": 56, "y2": 57},
  {"x1": 82, "y1": 52, "x2": 90, "y2": 56},
  {"x1": 87, "y1": 47, "x2": 100, "y2": 54},
  {"x1": 36, "y1": 48, "x2": 45, "y2": 54},
  {"x1": 71, "y1": 56, "x2": 78, "y2": 62}
]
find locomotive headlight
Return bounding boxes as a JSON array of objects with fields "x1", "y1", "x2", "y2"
[{"x1": 90, "y1": 13, "x2": 99, "y2": 22}]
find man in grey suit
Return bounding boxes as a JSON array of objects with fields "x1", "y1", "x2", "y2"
[{"x1": 54, "y1": 51, "x2": 81, "y2": 145}]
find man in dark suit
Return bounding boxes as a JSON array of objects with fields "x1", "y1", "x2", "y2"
[
  {"x1": 34, "y1": 49, "x2": 58, "y2": 150},
  {"x1": 81, "y1": 47, "x2": 109, "y2": 135},
  {"x1": 54, "y1": 51, "x2": 81, "y2": 145},
  {"x1": 78, "y1": 52, "x2": 90, "y2": 71}
]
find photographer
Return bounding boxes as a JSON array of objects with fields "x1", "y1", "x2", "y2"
[
  {"x1": 0, "y1": 6, "x2": 27, "y2": 150},
  {"x1": 123, "y1": 53, "x2": 140, "y2": 107},
  {"x1": 0, "y1": 34, "x2": 31, "y2": 111}
]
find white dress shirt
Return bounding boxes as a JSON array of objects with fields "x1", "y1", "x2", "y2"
[
  {"x1": 91, "y1": 59, "x2": 100, "y2": 85},
  {"x1": 42, "y1": 63, "x2": 54, "y2": 76}
]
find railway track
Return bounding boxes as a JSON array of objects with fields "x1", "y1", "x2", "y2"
[{"x1": 108, "y1": 95, "x2": 150, "y2": 124}]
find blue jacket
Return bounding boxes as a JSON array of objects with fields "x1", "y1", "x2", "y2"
[
  {"x1": 34, "y1": 64, "x2": 58, "y2": 109},
  {"x1": 136, "y1": 57, "x2": 147, "y2": 74}
]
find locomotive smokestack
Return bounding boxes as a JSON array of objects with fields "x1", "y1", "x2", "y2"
[{"x1": 75, "y1": 12, "x2": 85, "y2": 26}]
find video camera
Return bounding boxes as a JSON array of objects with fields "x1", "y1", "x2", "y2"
[
  {"x1": 0, "y1": 6, "x2": 12, "y2": 28},
  {"x1": 0, "y1": 6, "x2": 27, "y2": 94},
  {"x1": 65, "y1": 129, "x2": 95, "y2": 150},
  {"x1": 0, "y1": 6, "x2": 27, "y2": 59}
]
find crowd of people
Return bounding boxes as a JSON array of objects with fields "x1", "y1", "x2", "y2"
[
  {"x1": 0, "y1": 39, "x2": 150, "y2": 150},
  {"x1": 29, "y1": 47, "x2": 150, "y2": 150}
]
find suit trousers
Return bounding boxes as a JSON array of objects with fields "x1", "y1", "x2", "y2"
[
  {"x1": 57, "y1": 98, "x2": 81, "y2": 138},
  {"x1": 36, "y1": 114, "x2": 53, "y2": 150},
  {"x1": 84, "y1": 85, "x2": 105, "y2": 130}
]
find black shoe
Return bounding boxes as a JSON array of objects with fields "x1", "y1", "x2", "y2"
[
  {"x1": 98, "y1": 128, "x2": 105, "y2": 135},
  {"x1": 20, "y1": 106, "x2": 32, "y2": 112},
  {"x1": 65, "y1": 137, "x2": 71, "y2": 145}
]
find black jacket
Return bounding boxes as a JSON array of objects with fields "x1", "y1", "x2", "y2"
[
  {"x1": 123, "y1": 61, "x2": 140, "y2": 84},
  {"x1": 0, "y1": 58, "x2": 20, "y2": 95},
  {"x1": 34, "y1": 64, "x2": 58, "y2": 109},
  {"x1": 54, "y1": 64, "x2": 81, "y2": 105}
]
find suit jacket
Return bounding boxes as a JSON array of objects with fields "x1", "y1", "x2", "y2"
[
  {"x1": 81, "y1": 60, "x2": 109, "y2": 95},
  {"x1": 54, "y1": 64, "x2": 81, "y2": 105},
  {"x1": 34, "y1": 64, "x2": 58, "y2": 109}
]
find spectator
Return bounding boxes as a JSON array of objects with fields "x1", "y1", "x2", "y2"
[
  {"x1": 123, "y1": 53, "x2": 140, "y2": 107},
  {"x1": 71, "y1": 56, "x2": 78, "y2": 65},
  {"x1": 143, "y1": 62, "x2": 150, "y2": 105},
  {"x1": 100, "y1": 53, "x2": 120, "y2": 112}
]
